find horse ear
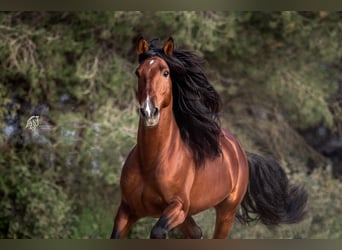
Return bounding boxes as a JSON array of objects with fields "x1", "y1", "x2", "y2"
[
  {"x1": 163, "y1": 37, "x2": 174, "y2": 56},
  {"x1": 137, "y1": 37, "x2": 149, "y2": 55}
]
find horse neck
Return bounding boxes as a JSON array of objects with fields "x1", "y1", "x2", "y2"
[{"x1": 137, "y1": 104, "x2": 181, "y2": 170}]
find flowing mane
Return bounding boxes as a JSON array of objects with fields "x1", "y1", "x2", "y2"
[{"x1": 138, "y1": 39, "x2": 222, "y2": 166}]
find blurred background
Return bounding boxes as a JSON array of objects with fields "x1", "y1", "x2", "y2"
[{"x1": 0, "y1": 11, "x2": 341, "y2": 239}]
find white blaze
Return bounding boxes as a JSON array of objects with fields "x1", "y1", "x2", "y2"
[{"x1": 145, "y1": 96, "x2": 152, "y2": 117}]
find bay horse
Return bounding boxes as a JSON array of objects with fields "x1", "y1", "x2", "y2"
[{"x1": 110, "y1": 37, "x2": 308, "y2": 239}]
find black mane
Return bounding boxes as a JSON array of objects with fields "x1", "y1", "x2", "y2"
[{"x1": 138, "y1": 39, "x2": 222, "y2": 166}]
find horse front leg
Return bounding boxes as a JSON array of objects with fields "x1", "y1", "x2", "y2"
[
  {"x1": 150, "y1": 199, "x2": 188, "y2": 239},
  {"x1": 110, "y1": 202, "x2": 137, "y2": 239}
]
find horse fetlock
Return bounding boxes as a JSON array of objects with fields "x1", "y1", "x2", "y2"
[
  {"x1": 150, "y1": 216, "x2": 170, "y2": 239},
  {"x1": 150, "y1": 225, "x2": 168, "y2": 239},
  {"x1": 190, "y1": 226, "x2": 203, "y2": 239},
  {"x1": 110, "y1": 230, "x2": 120, "y2": 239}
]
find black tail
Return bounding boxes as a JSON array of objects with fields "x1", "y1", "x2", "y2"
[{"x1": 237, "y1": 152, "x2": 308, "y2": 225}]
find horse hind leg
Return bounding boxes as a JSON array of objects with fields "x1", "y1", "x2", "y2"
[
  {"x1": 213, "y1": 198, "x2": 240, "y2": 239},
  {"x1": 176, "y1": 216, "x2": 203, "y2": 239}
]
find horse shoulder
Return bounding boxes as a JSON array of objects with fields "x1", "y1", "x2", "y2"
[{"x1": 120, "y1": 145, "x2": 144, "y2": 203}]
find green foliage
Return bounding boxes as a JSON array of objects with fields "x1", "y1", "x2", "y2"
[
  {"x1": 0, "y1": 153, "x2": 72, "y2": 238},
  {"x1": 266, "y1": 63, "x2": 336, "y2": 129},
  {"x1": 0, "y1": 11, "x2": 341, "y2": 239}
]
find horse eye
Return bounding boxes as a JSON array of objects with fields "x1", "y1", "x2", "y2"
[{"x1": 163, "y1": 70, "x2": 169, "y2": 78}]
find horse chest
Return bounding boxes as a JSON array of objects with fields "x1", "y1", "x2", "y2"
[
  {"x1": 122, "y1": 177, "x2": 167, "y2": 216},
  {"x1": 140, "y1": 184, "x2": 166, "y2": 215}
]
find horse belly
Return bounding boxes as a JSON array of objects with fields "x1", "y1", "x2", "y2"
[
  {"x1": 188, "y1": 132, "x2": 249, "y2": 215},
  {"x1": 188, "y1": 165, "x2": 233, "y2": 214}
]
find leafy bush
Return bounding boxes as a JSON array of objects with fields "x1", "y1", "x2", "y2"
[{"x1": 0, "y1": 153, "x2": 73, "y2": 238}]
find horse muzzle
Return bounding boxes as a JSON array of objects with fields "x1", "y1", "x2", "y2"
[{"x1": 139, "y1": 98, "x2": 160, "y2": 127}]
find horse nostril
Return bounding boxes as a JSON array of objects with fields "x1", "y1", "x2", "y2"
[
  {"x1": 140, "y1": 108, "x2": 146, "y2": 118},
  {"x1": 139, "y1": 107, "x2": 159, "y2": 119},
  {"x1": 153, "y1": 107, "x2": 159, "y2": 117}
]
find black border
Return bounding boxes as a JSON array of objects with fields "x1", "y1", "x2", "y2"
[
  {"x1": 0, "y1": 2, "x2": 342, "y2": 250},
  {"x1": 1, "y1": 239, "x2": 342, "y2": 250},
  {"x1": 0, "y1": 1, "x2": 342, "y2": 10}
]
